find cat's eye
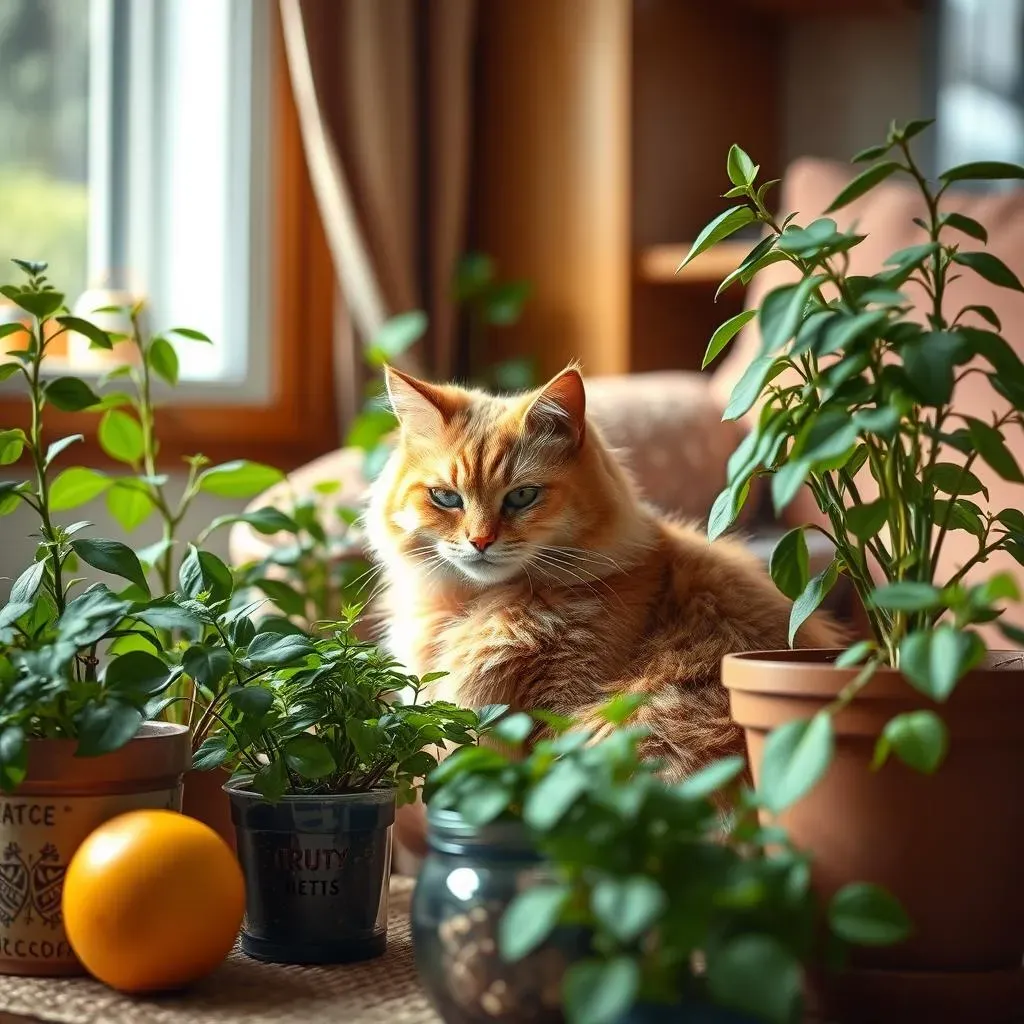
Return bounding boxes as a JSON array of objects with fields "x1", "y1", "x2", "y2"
[
  {"x1": 503, "y1": 486, "x2": 541, "y2": 511},
  {"x1": 428, "y1": 487, "x2": 463, "y2": 510}
]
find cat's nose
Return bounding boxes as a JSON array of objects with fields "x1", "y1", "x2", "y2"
[{"x1": 468, "y1": 532, "x2": 496, "y2": 552}]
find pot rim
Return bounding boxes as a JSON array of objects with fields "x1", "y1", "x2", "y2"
[
  {"x1": 223, "y1": 777, "x2": 397, "y2": 805},
  {"x1": 23, "y1": 720, "x2": 191, "y2": 786}
]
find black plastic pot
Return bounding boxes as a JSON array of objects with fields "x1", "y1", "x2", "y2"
[
  {"x1": 619, "y1": 1003, "x2": 761, "y2": 1023},
  {"x1": 225, "y1": 782, "x2": 395, "y2": 964}
]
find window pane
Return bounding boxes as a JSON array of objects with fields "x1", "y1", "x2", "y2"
[{"x1": 0, "y1": 0, "x2": 90, "y2": 299}]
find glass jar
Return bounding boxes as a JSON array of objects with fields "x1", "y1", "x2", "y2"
[{"x1": 411, "y1": 806, "x2": 587, "y2": 1023}]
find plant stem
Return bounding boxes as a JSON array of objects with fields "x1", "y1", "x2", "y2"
[{"x1": 28, "y1": 315, "x2": 65, "y2": 614}]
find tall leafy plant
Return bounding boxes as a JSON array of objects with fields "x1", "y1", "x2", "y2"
[{"x1": 689, "y1": 121, "x2": 1024, "y2": 803}]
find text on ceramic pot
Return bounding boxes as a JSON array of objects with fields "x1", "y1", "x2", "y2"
[{"x1": 0, "y1": 804, "x2": 56, "y2": 827}]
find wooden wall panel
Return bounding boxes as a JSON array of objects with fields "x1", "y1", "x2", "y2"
[{"x1": 472, "y1": 0, "x2": 632, "y2": 380}]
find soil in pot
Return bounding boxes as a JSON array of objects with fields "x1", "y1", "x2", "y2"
[
  {"x1": 181, "y1": 767, "x2": 236, "y2": 855},
  {"x1": 0, "y1": 721, "x2": 191, "y2": 977},
  {"x1": 225, "y1": 783, "x2": 394, "y2": 964},
  {"x1": 724, "y1": 649, "x2": 1024, "y2": 1024},
  {"x1": 412, "y1": 806, "x2": 590, "y2": 1024}
]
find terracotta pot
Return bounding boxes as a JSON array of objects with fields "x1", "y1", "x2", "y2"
[
  {"x1": 724, "y1": 649, "x2": 1024, "y2": 1024},
  {"x1": 181, "y1": 768, "x2": 236, "y2": 855},
  {"x1": 0, "y1": 722, "x2": 190, "y2": 977}
]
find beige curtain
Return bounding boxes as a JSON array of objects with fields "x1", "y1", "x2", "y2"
[{"x1": 279, "y1": 0, "x2": 476, "y2": 427}]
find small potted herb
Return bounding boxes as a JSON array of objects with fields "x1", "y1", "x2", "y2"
[
  {"x1": 688, "y1": 121, "x2": 1024, "y2": 1018},
  {"x1": 419, "y1": 698, "x2": 907, "y2": 1024},
  {"x1": 208, "y1": 610, "x2": 491, "y2": 965},
  {"x1": 0, "y1": 261, "x2": 195, "y2": 975}
]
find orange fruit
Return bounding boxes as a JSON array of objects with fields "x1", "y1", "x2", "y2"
[{"x1": 63, "y1": 809, "x2": 245, "y2": 992}]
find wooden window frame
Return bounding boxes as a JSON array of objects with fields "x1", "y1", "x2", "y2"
[{"x1": 0, "y1": 11, "x2": 337, "y2": 472}]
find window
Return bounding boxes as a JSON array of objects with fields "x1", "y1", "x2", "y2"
[{"x1": 0, "y1": 0, "x2": 337, "y2": 467}]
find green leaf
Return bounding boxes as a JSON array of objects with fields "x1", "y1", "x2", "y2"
[
  {"x1": 284, "y1": 734, "x2": 336, "y2": 779},
  {"x1": 0, "y1": 727, "x2": 27, "y2": 792},
  {"x1": 966, "y1": 417, "x2": 1024, "y2": 482},
  {"x1": 836, "y1": 640, "x2": 874, "y2": 668},
  {"x1": 9, "y1": 561, "x2": 45, "y2": 604},
  {"x1": 0, "y1": 601, "x2": 32, "y2": 629},
  {"x1": 952, "y1": 251, "x2": 1024, "y2": 292},
  {"x1": 707, "y1": 935, "x2": 801, "y2": 1024},
  {"x1": 675, "y1": 755, "x2": 746, "y2": 800},
  {"x1": 703, "y1": 309, "x2": 756, "y2": 369},
  {"x1": 106, "y1": 481, "x2": 155, "y2": 533},
  {"x1": 770, "y1": 527, "x2": 810, "y2": 601},
  {"x1": 49, "y1": 467, "x2": 111, "y2": 511},
  {"x1": 182, "y1": 644, "x2": 232, "y2": 688},
  {"x1": 884, "y1": 241, "x2": 940, "y2": 269},
  {"x1": 254, "y1": 578, "x2": 306, "y2": 618},
  {"x1": 45, "y1": 376, "x2": 101, "y2": 412},
  {"x1": 789, "y1": 561, "x2": 839, "y2": 647},
  {"x1": 934, "y1": 498, "x2": 985, "y2": 538},
  {"x1": 147, "y1": 336, "x2": 180, "y2": 386},
  {"x1": 706, "y1": 481, "x2": 748, "y2": 542},
  {"x1": 759, "y1": 276, "x2": 824, "y2": 355},
  {"x1": 59, "y1": 587, "x2": 131, "y2": 645},
  {"x1": 198, "y1": 460, "x2": 284, "y2": 498},
  {"x1": 44, "y1": 434, "x2": 83, "y2": 468},
  {"x1": 0, "y1": 362, "x2": 22, "y2": 382},
  {"x1": 677, "y1": 206, "x2": 756, "y2": 271},
  {"x1": 70, "y1": 538, "x2": 149, "y2": 595},
  {"x1": 55, "y1": 315, "x2": 112, "y2": 350},
  {"x1": 253, "y1": 756, "x2": 289, "y2": 802},
  {"x1": 105, "y1": 651, "x2": 171, "y2": 699},
  {"x1": 0, "y1": 429, "x2": 24, "y2": 466},
  {"x1": 229, "y1": 685, "x2": 274, "y2": 717},
  {"x1": 876, "y1": 710, "x2": 948, "y2": 773},
  {"x1": 927, "y1": 462, "x2": 988, "y2": 498},
  {"x1": 203, "y1": 506, "x2": 300, "y2": 537},
  {"x1": 492, "y1": 711, "x2": 533, "y2": 745},
  {"x1": 599, "y1": 692, "x2": 648, "y2": 725},
  {"x1": 192, "y1": 735, "x2": 230, "y2": 771},
  {"x1": 75, "y1": 702, "x2": 144, "y2": 757},
  {"x1": 723, "y1": 355, "x2": 783, "y2": 421},
  {"x1": 900, "y1": 331, "x2": 966, "y2": 405},
  {"x1": 851, "y1": 143, "x2": 892, "y2": 163},
  {"x1": 347, "y1": 408, "x2": 399, "y2": 451},
  {"x1": 168, "y1": 326, "x2": 213, "y2": 343},
  {"x1": 871, "y1": 581, "x2": 942, "y2": 612},
  {"x1": 178, "y1": 545, "x2": 234, "y2": 603},
  {"x1": 960, "y1": 304, "x2": 1001, "y2": 330},
  {"x1": 523, "y1": 760, "x2": 589, "y2": 830},
  {"x1": 131, "y1": 600, "x2": 203, "y2": 634},
  {"x1": 9, "y1": 289, "x2": 64, "y2": 319},
  {"x1": 98, "y1": 409, "x2": 144, "y2": 465},
  {"x1": 899, "y1": 626, "x2": 974, "y2": 702},
  {"x1": 591, "y1": 877, "x2": 666, "y2": 944},
  {"x1": 245, "y1": 631, "x2": 314, "y2": 666},
  {"x1": 562, "y1": 958, "x2": 639, "y2": 1024},
  {"x1": 813, "y1": 309, "x2": 889, "y2": 357},
  {"x1": 825, "y1": 161, "x2": 902, "y2": 212},
  {"x1": 940, "y1": 160, "x2": 1024, "y2": 183},
  {"x1": 901, "y1": 117, "x2": 935, "y2": 140},
  {"x1": 727, "y1": 144, "x2": 757, "y2": 187},
  {"x1": 485, "y1": 281, "x2": 531, "y2": 325},
  {"x1": 498, "y1": 884, "x2": 571, "y2": 963},
  {"x1": 829, "y1": 883, "x2": 911, "y2": 945},
  {"x1": 846, "y1": 500, "x2": 889, "y2": 542},
  {"x1": 941, "y1": 211, "x2": 988, "y2": 243},
  {"x1": 758, "y1": 713, "x2": 834, "y2": 813},
  {"x1": 365, "y1": 311, "x2": 428, "y2": 366},
  {"x1": 453, "y1": 253, "x2": 495, "y2": 302}
]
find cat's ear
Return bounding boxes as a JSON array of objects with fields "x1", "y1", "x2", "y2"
[
  {"x1": 384, "y1": 366, "x2": 462, "y2": 435},
  {"x1": 523, "y1": 365, "x2": 586, "y2": 449}
]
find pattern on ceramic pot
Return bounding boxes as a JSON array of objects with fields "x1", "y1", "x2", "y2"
[{"x1": 0, "y1": 787, "x2": 180, "y2": 975}]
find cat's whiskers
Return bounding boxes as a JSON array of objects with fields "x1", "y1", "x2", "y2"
[
  {"x1": 550, "y1": 545, "x2": 630, "y2": 576},
  {"x1": 527, "y1": 551, "x2": 617, "y2": 609},
  {"x1": 533, "y1": 547, "x2": 624, "y2": 601}
]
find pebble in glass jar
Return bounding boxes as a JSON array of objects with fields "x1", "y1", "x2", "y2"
[{"x1": 412, "y1": 807, "x2": 587, "y2": 1024}]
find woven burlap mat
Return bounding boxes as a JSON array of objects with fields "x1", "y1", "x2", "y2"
[{"x1": 0, "y1": 877, "x2": 439, "y2": 1024}]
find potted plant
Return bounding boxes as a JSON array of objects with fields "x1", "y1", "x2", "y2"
[
  {"x1": 419, "y1": 698, "x2": 907, "y2": 1024},
  {"x1": 687, "y1": 121, "x2": 1024, "y2": 1020},
  {"x1": 203, "y1": 608, "x2": 491, "y2": 965},
  {"x1": 0, "y1": 260, "x2": 195, "y2": 976}
]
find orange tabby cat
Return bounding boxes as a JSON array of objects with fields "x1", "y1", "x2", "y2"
[{"x1": 367, "y1": 364, "x2": 843, "y2": 781}]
